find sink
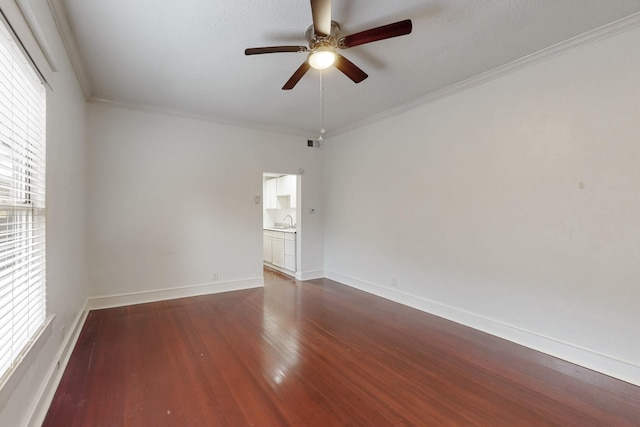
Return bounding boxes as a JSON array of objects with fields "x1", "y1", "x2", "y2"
[{"x1": 270, "y1": 225, "x2": 296, "y2": 231}]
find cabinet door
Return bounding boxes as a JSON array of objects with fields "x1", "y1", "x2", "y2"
[
  {"x1": 268, "y1": 179, "x2": 280, "y2": 209},
  {"x1": 284, "y1": 255, "x2": 296, "y2": 271},
  {"x1": 276, "y1": 175, "x2": 291, "y2": 196},
  {"x1": 290, "y1": 175, "x2": 297, "y2": 209},
  {"x1": 264, "y1": 180, "x2": 271, "y2": 209},
  {"x1": 263, "y1": 179, "x2": 273, "y2": 209},
  {"x1": 271, "y1": 238, "x2": 285, "y2": 267},
  {"x1": 263, "y1": 236, "x2": 272, "y2": 262},
  {"x1": 284, "y1": 236, "x2": 295, "y2": 271},
  {"x1": 264, "y1": 180, "x2": 273, "y2": 209},
  {"x1": 284, "y1": 238, "x2": 295, "y2": 255}
]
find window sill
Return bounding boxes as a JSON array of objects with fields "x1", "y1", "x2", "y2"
[{"x1": 0, "y1": 314, "x2": 55, "y2": 411}]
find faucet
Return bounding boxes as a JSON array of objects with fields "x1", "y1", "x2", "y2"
[{"x1": 283, "y1": 215, "x2": 294, "y2": 228}]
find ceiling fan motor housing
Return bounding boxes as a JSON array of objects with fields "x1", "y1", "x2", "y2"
[{"x1": 306, "y1": 21, "x2": 341, "y2": 50}]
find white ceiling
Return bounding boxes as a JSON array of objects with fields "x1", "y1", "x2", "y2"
[{"x1": 57, "y1": 0, "x2": 640, "y2": 137}]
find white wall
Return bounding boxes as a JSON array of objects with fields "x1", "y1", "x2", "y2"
[
  {"x1": 0, "y1": 1, "x2": 88, "y2": 426},
  {"x1": 86, "y1": 103, "x2": 324, "y2": 300},
  {"x1": 3, "y1": 6, "x2": 637, "y2": 426},
  {"x1": 324, "y1": 26, "x2": 640, "y2": 384}
]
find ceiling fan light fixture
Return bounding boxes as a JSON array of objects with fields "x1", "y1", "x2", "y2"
[{"x1": 308, "y1": 47, "x2": 336, "y2": 70}]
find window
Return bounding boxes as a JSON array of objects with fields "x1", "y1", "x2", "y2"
[{"x1": 0, "y1": 15, "x2": 46, "y2": 382}]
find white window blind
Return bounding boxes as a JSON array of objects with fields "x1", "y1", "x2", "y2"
[{"x1": 0, "y1": 15, "x2": 46, "y2": 382}]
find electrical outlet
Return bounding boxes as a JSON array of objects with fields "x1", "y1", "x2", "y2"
[
  {"x1": 391, "y1": 278, "x2": 398, "y2": 287},
  {"x1": 212, "y1": 272, "x2": 218, "y2": 281}
]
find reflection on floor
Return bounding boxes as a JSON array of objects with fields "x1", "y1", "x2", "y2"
[{"x1": 44, "y1": 268, "x2": 640, "y2": 426}]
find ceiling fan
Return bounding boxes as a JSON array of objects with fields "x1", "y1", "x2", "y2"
[{"x1": 244, "y1": 0, "x2": 413, "y2": 90}]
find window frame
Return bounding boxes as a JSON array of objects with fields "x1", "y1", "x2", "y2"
[{"x1": 0, "y1": 6, "x2": 47, "y2": 389}]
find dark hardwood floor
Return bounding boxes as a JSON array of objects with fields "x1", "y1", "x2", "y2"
[{"x1": 44, "y1": 269, "x2": 640, "y2": 426}]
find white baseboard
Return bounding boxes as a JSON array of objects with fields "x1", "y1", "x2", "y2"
[
  {"x1": 296, "y1": 269, "x2": 325, "y2": 281},
  {"x1": 326, "y1": 271, "x2": 640, "y2": 387},
  {"x1": 28, "y1": 300, "x2": 89, "y2": 427},
  {"x1": 26, "y1": 277, "x2": 263, "y2": 425},
  {"x1": 87, "y1": 277, "x2": 264, "y2": 310}
]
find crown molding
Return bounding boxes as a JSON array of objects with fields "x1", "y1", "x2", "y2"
[
  {"x1": 327, "y1": 11, "x2": 640, "y2": 138},
  {"x1": 42, "y1": 2, "x2": 640, "y2": 138},
  {"x1": 46, "y1": 0, "x2": 91, "y2": 98},
  {"x1": 88, "y1": 97, "x2": 313, "y2": 139}
]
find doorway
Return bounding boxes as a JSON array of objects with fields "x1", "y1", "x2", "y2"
[{"x1": 262, "y1": 173, "x2": 300, "y2": 277}]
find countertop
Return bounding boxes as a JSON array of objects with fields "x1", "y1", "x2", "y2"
[{"x1": 264, "y1": 227, "x2": 297, "y2": 234}]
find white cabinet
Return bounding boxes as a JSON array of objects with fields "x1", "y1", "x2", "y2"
[
  {"x1": 264, "y1": 178, "x2": 280, "y2": 209},
  {"x1": 284, "y1": 233, "x2": 296, "y2": 271},
  {"x1": 264, "y1": 175, "x2": 296, "y2": 209},
  {"x1": 263, "y1": 229, "x2": 296, "y2": 273},
  {"x1": 272, "y1": 175, "x2": 297, "y2": 209},
  {"x1": 289, "y1": 176, "x2": 297, "y2": 209},
  {"x1": 276, "y1": 175, "x2": 291, "y2": 196},
  {"x1": 263, "y1": 232, "x2": 273, "y2": 263},
  {"x1": 264, "y1": 179, "x2": 271, "y2": 208},
  {"x1": 271, "y1": 233, "x2": 285, "y2": 268}
]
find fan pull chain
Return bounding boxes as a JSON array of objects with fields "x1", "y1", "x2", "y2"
[{"x1": 319, "y1": 71, "x2": 325, "y2": 141}]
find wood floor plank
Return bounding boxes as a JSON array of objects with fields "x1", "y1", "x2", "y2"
[{"x1": 43, "y1": 269, "x2": 640, "y2": 426}]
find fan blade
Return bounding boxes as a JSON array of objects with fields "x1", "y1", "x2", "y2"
[
  {"x1": 339, "y1": 19, "x2": 412, "y2": 48},
  {"x1": 334, "y1": 54, "x2": 368, "y2": 84},
  {"x1": 310, "y1": 0, "x2": 332, "y2": 37},
  {"x1": 245, "y1": 46, "x2": 308, "y2": 55},
  {"x1": 283, "y1": 61, "x2": 311, "y2": 90}
]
